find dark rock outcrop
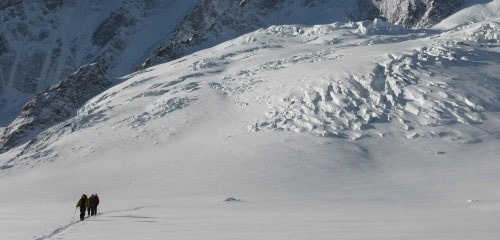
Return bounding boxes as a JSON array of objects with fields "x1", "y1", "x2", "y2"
[
  {"x1": 420, "y1": 0, "x2": 465, "y2": 27},
  {"x1": 0, "y1": 0, "x2": 21, "y2": 11},
  {"x1": 142, "y1": 0, "x2": 464, "y2": 68},
  {"x1": 368, "y1": 0, "x2": 464, "y2": 27},
  {"x1": 0, "y1": 0, "x2": 197, "y2": 124},
  {"x1": 0, "y1": 63, "x2": 110, "y2": 151}
]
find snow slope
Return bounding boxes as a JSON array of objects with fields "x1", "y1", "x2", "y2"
[
  {"x1": 0, "y1": 0, "x2": 467, "y2": 150},
  {"x1": 1, "y1": 4, "x2": 500, "y2": 240},
  {"x1": 435, "y1": 0, "x2": 500, "y2": 29}
]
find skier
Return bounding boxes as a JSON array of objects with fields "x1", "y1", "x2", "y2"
[
  {"x1": 91, "y1": 193, "x2": 100, "y2": 216},
  {"x1": 76, "y1": 194, "x2": 88, "y2": 221}
]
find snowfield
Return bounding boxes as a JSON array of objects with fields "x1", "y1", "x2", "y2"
[{"x1": 1, "y1": 2, "x2": 500, "y2": 239}]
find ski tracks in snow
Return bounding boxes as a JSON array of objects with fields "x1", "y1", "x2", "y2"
[
  {"x1": 34, "y1": 222, "x2": 75, "y2": 240},
  {"x1": 33, "y1": 206, "x2": 149, "y2": 240}
]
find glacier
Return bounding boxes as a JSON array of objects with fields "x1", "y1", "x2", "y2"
[{"x1": 0, "y1": 0, "x2": 500, "y2": 239}]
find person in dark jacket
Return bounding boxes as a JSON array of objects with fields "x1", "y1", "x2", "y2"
[
  {"x1": 90, "y1": 194, "x2": 100, "y2": 216},
  {"x1": 86, "y1": 196, "x2": 91, "y2": 216},
  {"x1": 89, "y1": 194, "x2": 95, "y2": 216},
  {"x1": 76, "y1": 194, "x2": 88, "y2": 221}
]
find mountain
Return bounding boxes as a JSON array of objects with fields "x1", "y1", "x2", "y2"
[
  {"x1": 0, "y1": 0, "x2": 198, "y2": 125},
  {"x1": 0, "y1": 63, "x2": 110, "y2": 151},
  {"x1": 370, "y1": 0, "x2": 465, "y2": 27},
  {"x1": 142, "y1": 0, "x2": 467, "y2": 67},
  {"x1": 1, "y1": 1, "x2": 500, "y2": 239},
  {"x1": 0, "y1": 0, "x2": 466, "y2": 147}
]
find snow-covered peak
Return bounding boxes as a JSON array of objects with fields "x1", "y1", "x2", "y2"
[
  {"x1": 2, "y1": 17, "x2": 499, "y2": 169},
  {"x1": 0, "y1": 0, "x2": 470, "y2": 128},
  {"x1": 1, "y1": 3, "x2": 500, "y2": 240}
]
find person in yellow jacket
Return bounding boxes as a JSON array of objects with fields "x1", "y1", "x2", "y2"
[{"x1": 76, "y1": 194, "x2": 88, "y2": 221}]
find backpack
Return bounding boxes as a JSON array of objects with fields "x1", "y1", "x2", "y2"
[{"x1": 78, "y1": 195, "x2": 88, "y2": 208}]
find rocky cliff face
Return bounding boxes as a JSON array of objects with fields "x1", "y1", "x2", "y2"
[
  {"x1": 0, "y1": 63, "x2": 109, "y2": 152},
  {"x1": 371, "y1": 0, "x2": 464, "y2": 27},
  {"x1": 420, "y1": 0, "x2": 465, "y2": 27},
  {"x1": 143, "y1": 0, "x2": 360, "y2": 68},
  {"x1": 143, "y1": 0, "x2": 465, "y2": 67},
  {"x1": 371, "y1": 0, "x2": 427, "y2": 26},
  {"x1": 0, "y1": 0, "x2": 21, "y2": 11},
  {"x1": 0, "y1": 0, "x2": 197, "y2": 123}
]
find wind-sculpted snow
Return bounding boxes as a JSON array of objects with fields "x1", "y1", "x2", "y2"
[
  {"x1": 251, "y1": 45, "x2": 488, "y2": 140},
  {"x1": 462, "y1": 22, "x2": 500, "y2": 44},
  {"x1": 354, "y1": 18, "x2": 409, "y2": 36},
  {"x1": 132, "y1": 97, "x2": 197, "y2": 127},
  {"x1": 246, "y1": 20, "x2": 499, "y2": 141}
]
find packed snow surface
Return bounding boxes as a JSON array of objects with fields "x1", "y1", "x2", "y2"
[{"x1": 1, "y1": 4, "x2": 500, "y2": 240}]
